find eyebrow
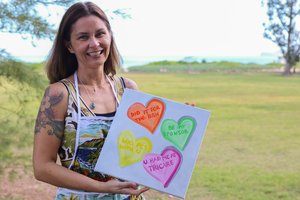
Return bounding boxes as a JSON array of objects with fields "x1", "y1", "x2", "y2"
[{"x1": 75, "y1": 28, "x2": 107, "y2": 36}]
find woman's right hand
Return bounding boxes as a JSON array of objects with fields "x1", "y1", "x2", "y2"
[{"x1": 103, "y1": 179, "x2": 149, "y2": 196}]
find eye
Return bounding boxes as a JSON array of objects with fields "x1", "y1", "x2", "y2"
[
  {"x1": 96, "y1": 31, "x2": 105, "y2": 38},
  {"x1": 78, "y1": 35, "x2": 89, "y2": 40}
]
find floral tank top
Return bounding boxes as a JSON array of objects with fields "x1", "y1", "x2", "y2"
[{"x1": 58, "y1": 75, "x2": 125, "y2": 181}]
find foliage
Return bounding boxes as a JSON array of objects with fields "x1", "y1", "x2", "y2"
[
  {"x1": 0, "y1": 0, "x2": 131, "y2": 60},
  {"x1": 0, "y1": 76, "x2": 43, "y2": 169},
  {"x1": 0, "y1": 0, "x2": 75, "y2": 41},
  {"x1": 0, "y1": 59, "x2": 47, "y2": 89},
  {"x1": 262, "y1": 0, "x2": 300, "y2": 74},
  {"x1": 0, "y1": 0, "x2": 75, "y2": 59},
  {"x1": 0, "y1": 61, "x2": 46, "y2": 169}
]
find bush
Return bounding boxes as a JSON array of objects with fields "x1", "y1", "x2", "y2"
[{"x1": 0, "y1": 59, "x2": 47, "y2": 90}]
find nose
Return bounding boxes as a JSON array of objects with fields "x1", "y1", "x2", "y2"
[{"x1": 89, "y1": 36, "x2": 100, "y2": 48}]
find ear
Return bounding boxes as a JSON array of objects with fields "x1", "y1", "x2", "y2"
[{"x1": 65, "y1": 41, "x2": 74, "y2": 53}]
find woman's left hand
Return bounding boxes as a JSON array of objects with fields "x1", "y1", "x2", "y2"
[{"x1": 104, "y1": 179, "x2": 149, "y2": 196}]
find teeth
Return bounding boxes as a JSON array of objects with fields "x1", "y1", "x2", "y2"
[{"x1": 88, "y1": 50, "x2": 102, "y2": 57}]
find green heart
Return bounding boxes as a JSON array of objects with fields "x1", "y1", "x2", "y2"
[{"x1": 161, "y1": 117, "x2": 196, "y2": 150}]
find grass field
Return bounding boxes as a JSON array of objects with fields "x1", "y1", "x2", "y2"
[
  {"x1": 1, "y1": 69, "x2": 300, "y2": 199},
  {"x1": 124, "y1": 72, "x2": 300, "y2": 200}
]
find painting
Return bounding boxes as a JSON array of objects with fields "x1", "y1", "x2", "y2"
[{"x1": 95, "y1": 89, "x2": 210, "y2": 198}]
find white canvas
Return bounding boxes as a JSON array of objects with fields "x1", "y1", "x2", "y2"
[{"x1": 95, "y1": 89, "x2": 210, "y2": 199}]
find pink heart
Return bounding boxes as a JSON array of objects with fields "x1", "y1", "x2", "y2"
[{"x1": 142, "y1": 147, "x2": 181, "y2": 188}]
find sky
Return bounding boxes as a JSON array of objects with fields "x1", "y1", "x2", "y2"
[{"x1": 0, "y1": 0, "x2": 281, "y2": 62}]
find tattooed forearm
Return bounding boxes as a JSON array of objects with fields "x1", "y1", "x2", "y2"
[{"x1": 34, "y1": 87, "x2": 65, "y2": 140}]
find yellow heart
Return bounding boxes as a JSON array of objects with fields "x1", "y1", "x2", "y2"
[{"x1": 118, "y1": 130, "x2": 152, "y2": 167}]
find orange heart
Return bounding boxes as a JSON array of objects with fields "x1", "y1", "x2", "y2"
[{"x1": 127, "y1": 99, "x2": 165, "y2": 133}]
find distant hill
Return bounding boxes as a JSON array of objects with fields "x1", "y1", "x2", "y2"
[{"x1": 127, "y1": 60, "x2": 282, "y2": 73}]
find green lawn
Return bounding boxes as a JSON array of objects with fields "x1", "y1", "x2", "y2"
[
  {"x1": 1, "y1": 71, "x2": 299, "y2": 199},
  {"x1": 124, "y1": 72, "x2": 300, "y2": 200}
]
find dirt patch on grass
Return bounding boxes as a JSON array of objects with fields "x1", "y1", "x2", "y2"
[
  {"x1": 1, "y1": 165, "x2": 216, "y2": 200},
  {"x1": 0, "y1": 167, "x2": 56, "y2": 200},
  {"x1": 0, "y1": 174, "x2": 171, "y2": 200},
  {"x1": 0, "y1": 166, "x2": 175, "y2": 200}
]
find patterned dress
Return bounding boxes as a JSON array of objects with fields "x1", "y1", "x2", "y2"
[{"x1": 55, "y1": 75, "x2": 144, "y2": 200}]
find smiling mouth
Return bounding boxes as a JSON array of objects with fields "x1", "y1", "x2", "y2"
[{"x1": 87, "y1": 49, "x2": 104, "y2": 57}]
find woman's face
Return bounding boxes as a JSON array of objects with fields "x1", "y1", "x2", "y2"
[{"x1": 67, "y1": 15, "x2": 111, "y2": 69}]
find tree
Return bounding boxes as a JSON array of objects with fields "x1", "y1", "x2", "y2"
[
  {"x1": 0, "y1": 0, "x2": 130, "y2": 59},
  {"x1": 0, "y1": 0, "x2": 76, "y2": 40},
  {"x1": 263, "y1": 0, "x2": 300, "y2": 75},
  {"x1": 0, "y1": 0, "x2": 76, "y2": 57}
]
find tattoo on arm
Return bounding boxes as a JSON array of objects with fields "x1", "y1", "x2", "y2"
[{"x1": 34, "y1": 87, "x2": 65, "y2": 140}]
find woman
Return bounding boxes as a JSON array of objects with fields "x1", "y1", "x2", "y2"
[{"x1": 33, "y1": 2, "x2": 148, "y2": 199}]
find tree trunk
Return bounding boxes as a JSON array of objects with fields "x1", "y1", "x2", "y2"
[{"x1": 283, "y1": 63, "x2": 292, "y2": 75}]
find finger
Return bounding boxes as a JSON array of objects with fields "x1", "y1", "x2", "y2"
[
  {"x1": 120, "y1": 181, "x2": 138, "y2": 190},
  {"x1": 133, "y1": 186, "x2": 150, "y2": 196},
  {"x1": 185, "y1": 102, "x2": 196, "y2": 107},
  {"x1": 138, "y1": 187, "x2": 150, "y2": 193},
  {"x1": 122, "y1": 187, "x2": 149, "y2": 196}
]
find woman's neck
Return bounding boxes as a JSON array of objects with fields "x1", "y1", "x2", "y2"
[{"x1": 76, "y1": 68, "x2": 108, "y2": 88}]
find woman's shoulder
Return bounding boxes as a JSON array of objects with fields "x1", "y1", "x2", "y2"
[
  {"x1": 49, "y1": 75, "x2": 74, "y2": 91},
  {"x1": 39, "y1": 81, "x2": 69, "y2": 119},
  {"x1": 48, "y1": 80, "x2": 69, "y2": 91},
  {"x1": 43, "y1": 80, "x2": 69, "y2": 100},
  {"x1": 110, "y1": 75, "x2": 138, "y2": 90},
  {"x1": 119, "y1": 76, "x2": 138, "y2": 90}
]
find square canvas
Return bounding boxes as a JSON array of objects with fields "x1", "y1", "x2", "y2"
[{"x1": 95, "y1": 89, "x2": 210, "y2": 198}]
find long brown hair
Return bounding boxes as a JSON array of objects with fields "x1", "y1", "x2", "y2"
[{"x1": 46, "y1": 1, "x2": 121, "y2": 83}]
